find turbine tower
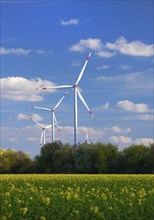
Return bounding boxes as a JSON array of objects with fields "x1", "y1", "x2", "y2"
[
  {"x1": 28, "y1": 91, "x2": 68, "y2": 142},
  {"x1": 35, "y1": 52, "x2": 95, "y2": 146},
  {"x1": 27, "y1": 115, "x2": 52, "y2": 147}
]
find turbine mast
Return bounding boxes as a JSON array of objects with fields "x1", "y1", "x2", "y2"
[
  {"x1": 74, "y1": 86, "x2": 78, "y2": 146},
  {"x1": 52, "y1": 111, "x2": 55, "y2": 142}
]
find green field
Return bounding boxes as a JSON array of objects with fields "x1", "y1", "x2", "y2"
[{"x1": 0, "y1": 174, "x2": 154, "y2": 220}]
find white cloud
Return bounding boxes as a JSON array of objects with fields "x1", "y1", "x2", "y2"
[
  {"x1": 111, "y1": 136, "x2": 132, "y2": 144},
  {"x1": 95, "y1": 70, "x2": 153, "y2": 93},
  {"x1": 110, "y1": 135, "x2": 153, "y2": 146},
  {"x1": 96, "y1": 65, "x2": 109, "y2": 70},
  {"x1": 135, "y1": 138, "x2": 154, "y2": 146},
  {"x1": 69, "y1": 36, "x2": 154, "y2": 57},
  {"x1": 71, "y1": 60, "x2": 81, "y2": 67},
  {"x1": 0, "y1": 47, "x2": 32, "y2": 55},
  {"x1": 35, "y1": 49, "x2": 54, "y2": 55},
  {"x1": 104, "y1": 126, "x2": 131, "y2": 134},
  {"x1": 111, "y1": 126, "x2": 124, "y2": 133},
  {"x1": 60, "y1": 18, "x2": 79, "y2": 26},
  {"x1": 92, "y1": 102, "x2": 110, "y2": 111},
  {"x1": 102, "y1": 102, "x2": 110, "y2": 110},
  {"x1": 1, "y1": 124, "x2": 153, "y2": 155},
  {"x1": 119, "y1": 65, "x2": 133, "y2": 70},
  {"x1": 17, "y1": 113, "x2": 43, "y2": 122},
  {"x1": 69, "y1": 38, "x2": 102, "y2": 52},
  {"x1": 124, "y1": 114, "x2": 154, "y2": 121},
  {"x1": 36, "y1": 49, "x2": 46, "y2": 54},
  {"x1": 105, "y1": 36, "x2": 154, "y2": 57},
  {"x1": 95, "y1": 50, "x2": 115, "y2": 58},
  {"x1": 117, "y1": 100, "x2": 149, "y2": 113},
  {"x1": 1, "y1": 77, "x2": 56, "y2": 102}
]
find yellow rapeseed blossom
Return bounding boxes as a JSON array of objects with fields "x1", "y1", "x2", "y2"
[
  {"x1": 40, "y1": 216, "x2": 46, "y2": 220},
  {"x1": 73, "y1": 192, "x2": 78, "y2": 200},
  {"x1": 20, "y1": 207, "x2": 28, "y2": 215}
]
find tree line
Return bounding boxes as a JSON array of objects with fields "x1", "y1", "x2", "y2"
[{"x1": 0, "y1": 142, "x2": 154, "y2": 174}]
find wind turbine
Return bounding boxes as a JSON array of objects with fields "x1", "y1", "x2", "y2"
[
  {"x1": 35, "y1": 52, "x2": 95, "y2": 146},
  {"x1": 28, "y1": 90, "x2": 68, "y2": 143},
  {"x1": 80, "y1": 128, "x2": 92, "y2": 145},
  {"x1": 27, "y1": 115, "x2": 52, "y2": 147}
]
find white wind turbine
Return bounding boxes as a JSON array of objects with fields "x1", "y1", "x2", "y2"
[
  {"x1": 28, "y1": 90, "x2": 68, "y2": 143},
  {"x1": 35, "y1": 52, "x2": 95, "y2": 146},
  {"x1": 80, "y1": 128, "x2": 92, "y2": 145},
  {"x1": 27, "y1": 115, "x2": 52, "y2": 147}
]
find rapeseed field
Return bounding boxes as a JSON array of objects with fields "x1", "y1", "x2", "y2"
[{"x1": 0, "y1": 174, "x2": 153, "y2": 220}]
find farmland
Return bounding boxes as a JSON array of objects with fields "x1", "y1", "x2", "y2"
[{"x1": 0, "y1": 174, "x2": 154, "y2": 220}]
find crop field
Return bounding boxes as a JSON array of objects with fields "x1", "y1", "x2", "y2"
[{"x1": 0, "y1": 175, "x2": 154, "y2": 220}]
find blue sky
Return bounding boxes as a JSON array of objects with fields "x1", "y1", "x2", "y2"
[{"x1": 1, "y1": 0, "x2": 154, "y2": 157}]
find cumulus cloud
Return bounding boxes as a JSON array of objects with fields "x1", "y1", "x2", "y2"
[
  {"x1": 110, "y1": 136, "x2": 132, "y2": 144},
  {"x1": 111, "y1": 126, "x2": 130, "y2": 133},
  {"x1": 17, "y1": 113, "x2": 43, "y2": 122},
  {"x1": 135, "y1": 138, "x2": 154, "y2": 146},
  {"x1": 95, "y1": 50, "x2": 115, "y2": 58},
  {"x1": 105, "y1": 36, "x2": 154, "y2": 57},
  {"x1": 69, "y1": 38, "x2": 102, "y2": 52},
  {"x1": 110, "y1": 136, "x2": 153, "y2": 146},
  {"x1": 117, "y1": 100, "x2": 149, "y2": 113},
  {"x1": 1, "y1": 77, "x2": 56, "y2": 102},
  {"x1": 60, "y1": 18, "x2": 79, "y2": 26},
  {"x1": 104, "y1": 126, "x2": 131, "y2": 134},
  {"x1": 69, "y1": 36, "x2": 154, "y2": 57},
  {"x1": 124, "y1": 114, "x2": 154, "y2": 121},
  {"x1": 92, "y1": 102, "x2": 110, "y2": 111},
  {"x1": 119, "y1": 65, "x2": 133, "y2": 70},
  {"x1": 0, "y1": 47, "x2": 32, "y2": 55},
  {"x1": 95, "y1": 70, "x2": 153, "y2": 93}
]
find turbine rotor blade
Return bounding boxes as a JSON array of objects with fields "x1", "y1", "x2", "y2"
[
  {"x1": 53, "y1": 90, "x2": 69, "y2": 111},
  {"x1": 45, "y1": 124, "x2": 52, "y2": 129},
  {"x1": 35, "y1": 85, "x2": 73, "y2": 90},
  {"x1": 28, "y1": 106, "x2": 51, "y2": 111},
  {"x1": 75, "y1": 52, "x2": 92, "y2": 85},
  {"x1": 76, "y1": 88, "x2": 95, "y2": 121},
  {"x1": 27, "y1": 115, "x2": 43, "y2": 128},
  {"x1": 53, "y1": 112, "x2": 61, "y2": 135}
]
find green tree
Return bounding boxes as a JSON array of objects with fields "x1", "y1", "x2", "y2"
[
  {"x1": 145, "y1": 143, "x2": 154, "y2": 173},
  {"x1": 36, "y1": 141, "x2": 63, "y2": 173},
  {"x1": 55, "y1": 144, "x2": 74, "y2": 173},
  {"x1": 0, "y1": 148, "x2": 34, "y2": 174},
  {"x1": 74, "y1": 143, "x2": 96, "y2": 173},
  {"x1": 94, "y1": 142, "x2": 119, "y2": 173},
  {"x1": 121, "y1": 145, "x2": 150, "y2": 173}
]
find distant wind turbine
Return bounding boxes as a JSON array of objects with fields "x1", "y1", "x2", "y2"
[
  {"x1": 27, "y1": 115, "x2": 52, "y2": 147},
  {"x1": 35, "y1": 52, "x2": 95, "y2": 146},
  {"x1": 80, "y1": 128, "x2": 92, "y2": 145},
  {"x1": 28, "y1": 91, "x2": 68, "y2": 142}
]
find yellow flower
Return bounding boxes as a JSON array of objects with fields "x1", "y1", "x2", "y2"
[
  {"x1": 130, "y1": 193, "x2": 135, "y2": 198},
  {"x1": 73, "y1": 210, "x2": 80, "y2": 216},
  {"x1": 91, "y1": 205, "x2": 99, "y2": 214},
  {"x1": 46, "y1": 197, "x2": 50, "y2": 205},
  {"x1": 101, "y1": 193, "x2": 107, "y2": 200},
  {"x1": 1, "y1": 216, "x2": 7, "y2": 220},
  {"x1": 40, "y1": 216, "x2": 46, "y2": 220},
  {"x1": 5, "y1": 192, "x2": 9, "y2": 197},
  {"x1": 20, "y1": 207, "x2": 28, "y2": 215},
  {"x1": 73, "y1": 192, "x2": 78, "y2": 200},
  {"x1": 65, "y1": 191, "x2": 71, "y2": 200}
]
